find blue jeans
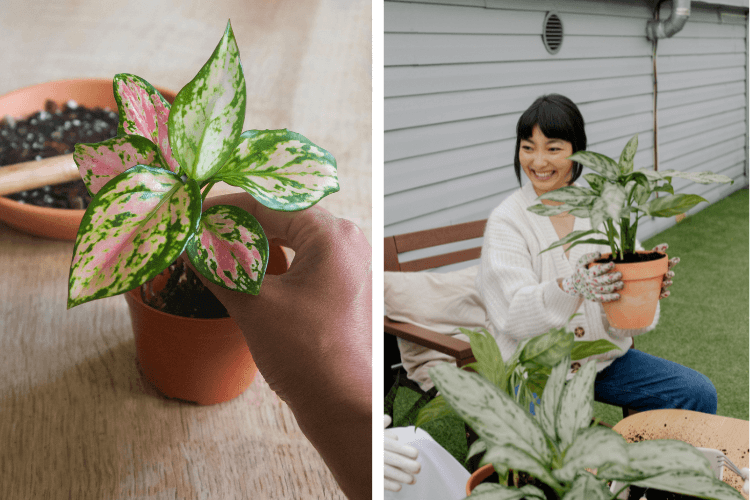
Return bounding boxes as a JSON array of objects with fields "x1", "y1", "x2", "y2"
[
  {"x1": 594, "y1": 349, "x2": 717, "y2": 414},
  {"x1": 522, "y1": 349, "x2": 717, "y2": 416}
]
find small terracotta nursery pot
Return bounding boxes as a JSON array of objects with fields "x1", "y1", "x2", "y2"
[
  {"x1": 467, "y1": 464, "x2": 496, "y2": 495},
  {"x1": 0, "y1": 79, "x2": 175, "y2": 240},
  {"x1": 594, "y1": 251, "x2": 668, "y2": 329},
  {"x1": 124, "y1": 245, "x2": 291, "y2": 405}
]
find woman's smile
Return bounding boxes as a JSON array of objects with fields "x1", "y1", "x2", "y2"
[{"x1": 519, "y1": 125, "x2": 575, "y2": 198}]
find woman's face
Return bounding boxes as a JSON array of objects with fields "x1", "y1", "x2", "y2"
[{"x1": 519, "y1": 125, "x2": 574, "y2": 198}]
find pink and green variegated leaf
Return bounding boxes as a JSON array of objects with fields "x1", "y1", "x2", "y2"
[
  {"x1": 186, "y1": 205, "x2": 268, "y2": 295},
  {"x1": 168, "y1": 21, "x2": 246, "y2": 183},
  {"x1": 214, "y1": 129, "x2": 339, "y2": 211},
  {"x1": 68, "y1": 166, "x2": 201, "y2": 308},
  {"x1": 73, "y1": 134, "x2": 166, "y2": 196},
  {"x1": 113, "y1": 74, "x2": 180, "y2": 174}
]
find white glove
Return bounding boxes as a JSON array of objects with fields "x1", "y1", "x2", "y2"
[{"x1": 384, "y1": 415, "x2": 420, "y2": 492}]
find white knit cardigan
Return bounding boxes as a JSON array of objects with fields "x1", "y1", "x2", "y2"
[{"x1": 475, "y1": 181, "x2": 659, "y2": 376}]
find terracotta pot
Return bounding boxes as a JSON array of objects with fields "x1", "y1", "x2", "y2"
[
  {"x1": 124, "y1": 245, "x2": 290, "y2": 405},
  {"x1": 0, "y1": 79, "x2": 175, "y2": 240},
  {"x1": 594, "y1": 251, "x2": 668, "y2": 329},
  {"x1": 466, "y1": 464, "x2": 496, "y2": 496}
]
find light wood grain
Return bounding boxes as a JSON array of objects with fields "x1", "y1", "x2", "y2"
[
  {"x1": 0, "y1": 0, "x2": 371, "y2": 498},
  {"x1": 614, "y1": 409, "x2": 749, "y2": 497}
]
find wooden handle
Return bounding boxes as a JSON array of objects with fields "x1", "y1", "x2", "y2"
[
  {"x1": 0, "y1": 154, "x2": 79, "y2": 196},
  {"x1": 0, "y1": 153, "x2": 246, "y2": 199}
]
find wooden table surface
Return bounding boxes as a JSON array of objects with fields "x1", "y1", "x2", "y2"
[
  {"x1": 614, "y1": 409, "x2": 750, "y2": 497},
  {"x1": 0, "y1": 1, "x2": 371, "y2": 498}
]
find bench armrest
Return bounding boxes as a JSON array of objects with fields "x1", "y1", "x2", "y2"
[{"x1": 384, "y1": 316, "x2": 475, "y2": 367}]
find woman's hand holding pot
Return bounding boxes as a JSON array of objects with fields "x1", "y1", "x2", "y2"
[
  {"x1": 560, "y1": 252, "x2": 624, "y2": 302},
  {"x1": 651, "y1": 243, "x2": 678, "y2": 299}
]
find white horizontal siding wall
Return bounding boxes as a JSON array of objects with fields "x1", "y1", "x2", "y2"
[{"x1": 644, "y1": 1, "x2": 748, "y2": 237}]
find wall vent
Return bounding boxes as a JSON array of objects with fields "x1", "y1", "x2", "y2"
[{"x1": 543, "y1": 12, "x2": 563, "y2": 55}]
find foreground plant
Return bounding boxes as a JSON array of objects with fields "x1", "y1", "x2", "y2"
[
  {"x1": 430, "y1": 358, "x2": 743, "y2": 499},
  {"x1": 416, "y1": 316, "x2": 620, "y2": 431},
  {"x1": 67, "y1": 21, "x2": 338, "y2": 308},
  {"x1": 527, "y1": 135, "x2": 733, "y2": 261}
]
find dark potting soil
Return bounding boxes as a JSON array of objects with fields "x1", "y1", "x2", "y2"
[
  {"x1": 595, "y1": 252, "x2": 664, "y2": 265},
  {"x1": 0, "y1": 100, "x2": 119, "y2": 208},
  {"x1": 626, "y1": 486, "x2": 703, "y2": 500},
  {"x1": 480, "y1": 470, "x2": 558, "y2": 499},
  {"x1": 141, "y1": 259, "x2": 230, "y2": 319}
]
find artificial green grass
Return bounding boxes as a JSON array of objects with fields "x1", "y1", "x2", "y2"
[{"x1": 593, "y1": 188, "x2": 749, "y2": 425}]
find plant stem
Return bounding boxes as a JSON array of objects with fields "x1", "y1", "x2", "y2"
[{"x1": 201, "y1": 181, "x2": 216, "y2": 204}]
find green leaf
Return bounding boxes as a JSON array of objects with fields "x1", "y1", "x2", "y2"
[
  {"x1": 481, "y1": 444, "x2": 560, "y2": 490},
  {"x1": 618, "y1": 135, "x2": 638, "y2": 175},
  {"x1": 540, "y1": 229, "x2": 603, "y2": 253},
  {"x1": 463, "y1": 328, "x2": 506, "y2": 387},
  {"x1": 467, "y1": 438, "x2": 488, "y2": 461},
  {"x1": 113, "y1": 74, "x2": 180, "y2": 174},
  {"x1": 74, "y1": 134, "x2": 167, "y2": 196},
  {"x1": 169, "y1": 21, "x2": 246, "y2": 182},
  {"x1": 414, "y1": 394, "x2": 456, "y2": 428},
  {"x1": 214, "y1": 129, "x2": 339, "y2": 211},
  {"x1": 468, "y1": 483, "x2": 547, "y2": 500},
  {"x1": 659, "y1": 169, "x2": 734, "y2": 185},
  {"x1": 185, "y1": 205, "x2": 268, "y2": 294},
  {"x1": 537, "y1": 186, "x2": 596, "y2": 206},
  {"x1": 599, "y1": 183, "x2": 628, "y2": 222},
  {"x1": 68, "y1": 166, "x2": 201, "y2": 308},
  {"x1": 554, "y1": 427, "x2": 628, "y2": 482},
  {"x1": 583, "y1": 173, "x2": 606, "y2": 194},
  {"x1": 568, "y1": 151, "x2": 620, "y2": 180},
  {"x1": 556, "y1": 360, "x2": 597, "y2": 451},
  {"x1": 632, "y1": 182, "x2": 652, "y2": 207},
  {"x1": 538, "y1": 355, "x2": 569, "y2": 442},
  {"x1": 631, "y1": 470, "x2": 745, "y2": 500},
  {"x1": 642, "y1": 193, "x2": 707, "y2": 217},
  {"x1": 561, "y1": 472, "x2": 611, "y2": 500},
  {"x1": 428, "y1": 363, "x2": 552, "y2": 463},
  {"x1": 528, "y1": 203, "x2": 578, "y2": 217},
  {"x1": 570, "y1": 339, "x2": 621, "y2": 361},
  {"x1": 520, "y1": 329, "x2": 574, "y2": 369},
  {"x1": 597, "y1": 439, "x2": 715, "y2": 482}
]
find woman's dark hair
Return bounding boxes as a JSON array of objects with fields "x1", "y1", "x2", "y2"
[{"x1": 513, "y1": 94, "x2": 587, "y2": 186}]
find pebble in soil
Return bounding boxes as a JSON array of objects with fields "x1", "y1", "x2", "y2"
[{"x1": 0, "y1": 100, "x2": 119, "y2": 209}]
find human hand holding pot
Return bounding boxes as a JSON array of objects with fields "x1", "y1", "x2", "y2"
[
  {"x1": 651, "y1": 243, "x2": 678, "y2": 299},
  {"x1": 384, "y1": 415, "x2": 420, "y2": 492},
  {"x1": 559, "y1": 252, "x2": 624, "y2": 302},
  {"x1": 185, "y1": 193, "x2": 372, "y2": 500}
]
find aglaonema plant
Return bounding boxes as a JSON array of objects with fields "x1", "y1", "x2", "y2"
[
  {"x1": 416, "y1": 315, "x2": 621, "y2": 432},
  {"x1": 430, "y1": 357, "x2": 744, "y2": 499},
  {"x1": 67, "y1": 21, "x2": 338, "y2": 308},
  {"x1": 527, "y1": 135, "x2": 733, "y2": 261}
]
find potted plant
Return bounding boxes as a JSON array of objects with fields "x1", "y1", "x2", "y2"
[
  {"x1": 527, "y1": 135, "x2": 733, "y2": 328},
  {"x1": 65, "y1": 21, "x2": 339, "y2": 404},
  {"x1": 416, "y1": 316, "x2": 621, "y2": 486},
  {"x1": 429, "y1": 356, "x2": 744, "y2": 499},
  {"x1": 0, "y1": 80, "x2": 175, "y2": 240}
]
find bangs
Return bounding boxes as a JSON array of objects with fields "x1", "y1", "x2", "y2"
[{"x1": 516, "y1": 102, "x2": 580, "y2": 145}]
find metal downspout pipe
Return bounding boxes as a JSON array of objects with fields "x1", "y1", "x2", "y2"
[{"x1": 646, "y1": 0, "x2": 691, "y2": 181}]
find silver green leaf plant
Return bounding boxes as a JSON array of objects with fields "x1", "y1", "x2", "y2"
[
  {"x1": 416, "y1": 317, "x2": 620, "y2": 464},
  {"x1": 67, "y1": 21, "x2": 338, "y2": 308},
  {"x1": 527, "y1": 135, "x2": 733, "y2": 261},
  {"x1": 429, "y1": 356, "x2": 744, "y2": 499}
]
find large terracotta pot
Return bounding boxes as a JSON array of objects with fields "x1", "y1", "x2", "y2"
[
  {"x1": 124, "y1": 245, "x2": 290, "y2": 405},
  {"x1": 0, "y1": 79, "x2": 175, "y2": 240},
  {"x1": 595, "y1": 251, "x2": 668, "y2": 329}
]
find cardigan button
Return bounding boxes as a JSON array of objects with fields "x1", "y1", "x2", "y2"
[{"x1": 574, "y1": 327, "x2": 585, "y2": 338}]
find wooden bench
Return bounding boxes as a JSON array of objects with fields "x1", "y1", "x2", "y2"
[{"x1": 384, "y1": 219, "x2": 486, "y2": 370}]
